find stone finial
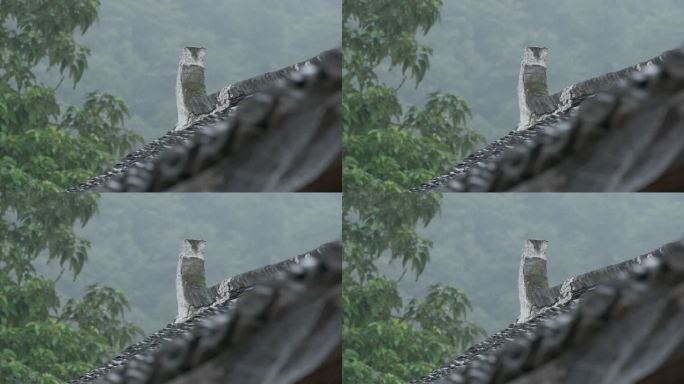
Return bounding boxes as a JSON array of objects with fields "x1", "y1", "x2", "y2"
[
  {"x1": 175, "y1": 47, "x2": 209, "y2": 130},
  {"x1": 518, "y1": 239, "x2": 550, "y2": 322},
  {"x1": 518, "y1": 47, "x2": 550, "y2": 129},
  {"x1": 176, "y1": 239, "x2": 212, "y2": 322}
]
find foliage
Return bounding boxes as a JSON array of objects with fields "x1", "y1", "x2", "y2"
[
  {"x1": 343, "y1": 194, "x2": 485, "y2": 383},
  {"x1": 343, "y1": 1, "x2": 486, "y2": 381},
  {"x1": 343, "y1": 274, "x2": 484, "y2": 383},
  {"x1": 0, "y1": 1, "x2": 143, "y2": 382},
  {"x1": 0, "y1": 0, "x2": 142, "y2": 194},
  {"x1": 343, "y1": 0, "x2": 484, "y2": 193},
  {"x1": 0, "y1": 276, "x2": 140, "y2": 383},
  {"x1": 343, "y1": 193, "x2": 438, "y2": 284}
]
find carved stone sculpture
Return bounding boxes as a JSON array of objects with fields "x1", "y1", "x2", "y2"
[
  {"x1": 175, "y1": 239, "x2": 212, "y2": 322},
  {"x1": 518, "y1": 47, "x2": 551, "y2": 128},
  {"x1": 176, "y1": 47, "x2": 212, "y2": 129},
  {"x1": 518, "y1": 239, "x2": 550, "y2": 322}
]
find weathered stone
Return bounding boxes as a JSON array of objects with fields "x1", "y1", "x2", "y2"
[
  {"x1": 518, "y1": 239, "x2": 551, "y2": 322},
  {"x1": 176, "y1": 47, "x2": 209, "y2": 130},
  {"x1": 518, "y1": 47, "x2": 551, "y2": 128},
  {"x1": 176, "y1": 239, "x2": 211, "y2": 322}
]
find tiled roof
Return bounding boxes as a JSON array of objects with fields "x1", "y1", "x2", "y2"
[
  {"x1": 69, "y1": 240, "x2": 341, "y2": 384},
  {"x1": 69, "y1": 48, "x2": 341, "y2": 192},
  {"x1": 411, "y1": 239, "x2": 684, "y2": 384},
  {"x1": 412, "y1": 47, "x2": 684, "y2": 192}
]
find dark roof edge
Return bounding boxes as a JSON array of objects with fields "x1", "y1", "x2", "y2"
[
  {"x1": 208, "y1": 240, "x2": 341, "y2": 301},
  {"x1": 526, "y1": 47, "x2": 680, "y2": 125},
  {"x1": 211, "y1": 48, "x2": 340, "y2": 106},
  {"x1": 530, "y1": 241, "x2": 675, "y2": 317}
]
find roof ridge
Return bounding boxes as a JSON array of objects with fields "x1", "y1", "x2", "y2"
[
  {"x1": 212, "y1": 48, "x2": 340, "y2": 110},
  {"x1": 547, "y1": 47, "x2": 678, "y2": 109},
  {"x1": 207, "y1": 241, "x2": 340, "y2": 310},
  {"x1": 517, "y1": 47, "x2": 677, "y2": 130}
]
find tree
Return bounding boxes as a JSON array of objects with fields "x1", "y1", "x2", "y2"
[
  {"x1": 0, "y1": 276, "x2": 142, "y2": 383},
  {"x1": 342, "y1": 1, "x2": 485, "y2": 382},
  {"x1": 343, "y1": 0, "x2": 484, "y2": 193},
  {"x1": 343, "y1": 194, "x2": 485, "y2": 383},
  {"x1": 0, "y1": 1, "x2": 142, "y2": 382}
]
